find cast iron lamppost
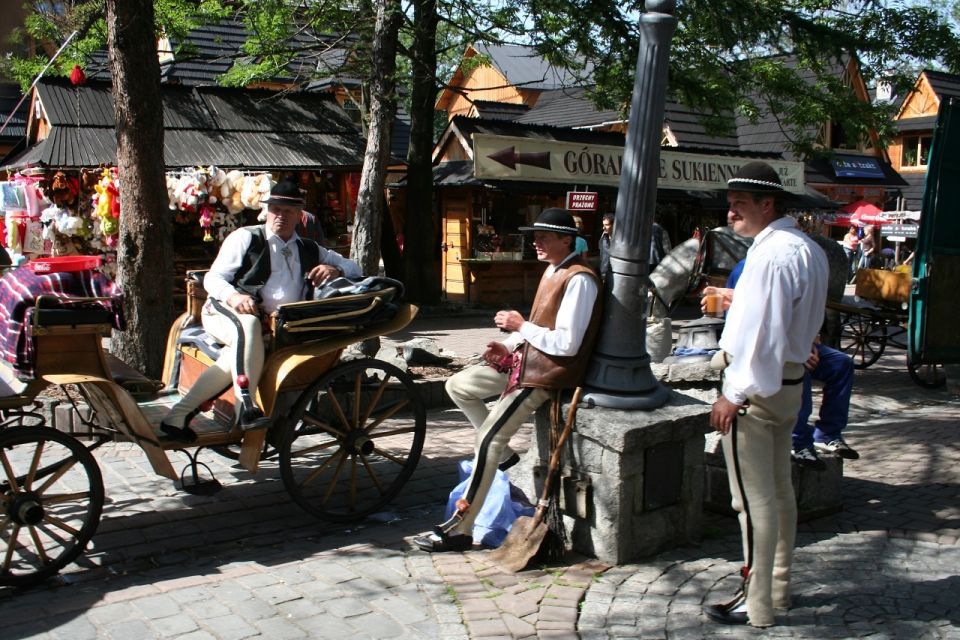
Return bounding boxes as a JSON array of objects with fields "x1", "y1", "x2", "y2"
[{"x1": 583, "y1": 0, "x2": 676, "y2": 409}]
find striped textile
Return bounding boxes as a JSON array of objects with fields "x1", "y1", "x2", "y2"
[{"x1": 0, "y1": 266, "x2": 123, "y2": 380}]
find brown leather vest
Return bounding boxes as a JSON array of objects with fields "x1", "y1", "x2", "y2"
[{"x1": 519, "y1": 256, "x2": 601, "y2": 389}]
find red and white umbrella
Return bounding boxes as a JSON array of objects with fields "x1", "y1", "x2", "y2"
[{"x1": 838, "y1": 200, "x2": 884, "y2": 226}]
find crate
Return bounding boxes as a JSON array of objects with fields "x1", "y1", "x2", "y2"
[{"x1": 854, "y1": 268, "x2": 911, "y2": 303}]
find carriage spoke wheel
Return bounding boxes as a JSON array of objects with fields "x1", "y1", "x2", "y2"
[
  {"x1": 907, "y1": 357, "x2": 947, "y2": 389},
  {"x1": 0, "y1": 426, "x2": 104, "y2": 587},
  {"x1": 280, "y1": 359, "x2": 426, "y2": 522},
  {"x1": 839, "y1": 313, "x2": 886, "y2": 369}
]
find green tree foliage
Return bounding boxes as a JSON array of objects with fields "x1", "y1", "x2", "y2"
[
  {"x1": 2, "y1": 1, "x2": 231, "y2": 90},
  {"x1": 507, "y1": 0, "x2": 960, "y2": 156}
]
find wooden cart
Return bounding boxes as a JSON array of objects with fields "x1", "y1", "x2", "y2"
[
  {"x1": 0, "y1": 273, "x2": 425, "y2": 586},
  {"x1": 832, "y1": 268, "x2": 946, "y2": 388}
]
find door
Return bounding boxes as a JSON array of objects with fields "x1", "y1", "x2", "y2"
[
  {"x1": 908, "y1": 96, "x2": 960, "y2": 365},
  {"x1": 441, "y1": 193, "x2": 471, "y2": 302}
]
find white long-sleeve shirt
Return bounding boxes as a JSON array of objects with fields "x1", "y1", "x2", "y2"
[
  {"x1": 718, "y1": 216, "x2": 828, "y2": 405},
  {"x1": 503, "y1": 253, "x2": 599, "y2": 357},
  {"x1": 204, "y1": 226, "x2": 362, "y2": 314}
]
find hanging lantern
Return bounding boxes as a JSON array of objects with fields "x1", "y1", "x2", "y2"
[{"x1": 70, "y1": 64, "x2": 86, "y2": 86}]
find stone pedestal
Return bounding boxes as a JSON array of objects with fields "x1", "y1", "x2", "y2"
[
  {"x1": 509, "y1": 390, "x2": 711, "y2": 565},
  {"x1": 703, "y1": 432, "x2": 844, "y2": 521}
]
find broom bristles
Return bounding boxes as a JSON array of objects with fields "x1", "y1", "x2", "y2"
[{"x1": 540, "y1": 493, "x2": 567, "y2": 561}]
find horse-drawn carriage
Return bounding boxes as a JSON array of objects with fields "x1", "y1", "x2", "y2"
[
  {"x1": 833, "y1": 267, "x2": 945, "y2": 388},
  {"x1": 0, "y1": 261, "x2": 425, "y2": 586}
]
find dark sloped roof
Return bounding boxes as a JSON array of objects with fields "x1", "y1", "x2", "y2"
[
  {"x1": 5, "y1": 78, "x2": 365, "y2": 170},
  {"x1": 512, "y1": 87, "x2": 740, "y2": 150},
  {"x1": 473, "y1": 101, "x2": 530, "y2": 121},
  {"x1": 514, "y1": 87, "x2": 620, "y2": 129},
  {"x1": 0, "y1": 83, "x2": 30, "y2": 143},
  {"x1": 475, "y1": 43, "x2": 592, "y2": 91},
  {"x1": 663, "y1": 101, "x2": 740, "y2": 150},
  {"x1": 450, "y1": 114, "x2": 625, "y2": 147},
  {"x1": 734, "y1": 56, "x2": 847, "y2": 159},
  {"x1": 896, "y1": 115, "x2": 937, "y2": 133},
  {"x1": 923, "y1": 69, "x2": 960, "y2": 100},
  {"x1": 85, "y1": 17, "x2": 348, "y2": 87}
]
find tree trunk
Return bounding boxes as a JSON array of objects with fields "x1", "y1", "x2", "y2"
[
  {"x1": 105, "y1": 0, "x2": 173, "y2": 378},
  {"x1": 403, "y1": 0, "x2": 441, "y2": 304},
  {"x1": 350, "y1": 0, "x2": 402, "y2": 275}
]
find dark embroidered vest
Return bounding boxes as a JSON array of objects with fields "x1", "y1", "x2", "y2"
[
  {"x1": 233, "y1": 226, "x2": 322, "y2": 302},
  {"x1": 519, "y1": 255, "x2": 602, "y2": 390}
]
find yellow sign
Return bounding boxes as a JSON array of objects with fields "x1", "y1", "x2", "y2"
[{"x1": 472, "y1": 134, "x2": 806, "y2": 194}]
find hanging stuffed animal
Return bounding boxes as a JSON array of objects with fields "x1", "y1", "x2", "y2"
[
  {"x1": 198, "y1": 203, "x2": 215, "y2": 242},
  {"x1": 166, "y1": 175, "x2": 180, "y2": 210},
  {"x1": 93, "y1": 168, "x2": 120, "y2": 247},
  {"x1": 226, "y1": 170, "x2": 245, "y2": 214},
  {"x1": 44, "y1": 171, "x2": 80, "y2": 207},
  {"x1": 207, "y1": 166, "x2": 227, "y2": 204}
]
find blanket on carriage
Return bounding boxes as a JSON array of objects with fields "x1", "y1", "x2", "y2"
[
  {"x1": 271, "y1": 276, "x2": 404, "y2": 348},
  {"x1": 0, "y1": 266, "x2": 124, "y2": 380}
]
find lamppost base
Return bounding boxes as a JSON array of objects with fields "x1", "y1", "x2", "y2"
[{"x1": 582, "y1": 383, "x2": 671, "y2": 410}]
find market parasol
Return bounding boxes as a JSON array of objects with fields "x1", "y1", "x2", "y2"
[{"x1": 839, "y1": 199, "x2": 884, "y2": 226}]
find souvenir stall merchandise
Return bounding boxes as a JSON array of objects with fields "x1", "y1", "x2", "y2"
[{"x1": 165, "y1": 167, "x2": 275, "y2": 245}]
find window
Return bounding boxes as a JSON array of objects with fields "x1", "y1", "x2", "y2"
[{"x1": 901, "y1": 135, "x2": 932, "y2": 168}]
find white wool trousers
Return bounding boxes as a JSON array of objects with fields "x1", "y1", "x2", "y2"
[
  {"x1": 444, "y1": 364, "x2": 550, "y2": 535},
  {"x1": 721, "y1": 362, "x2": 805, "y2": 628},
  {"x1": 165, "y1": 304, "x2": 265, "y2": 427}
]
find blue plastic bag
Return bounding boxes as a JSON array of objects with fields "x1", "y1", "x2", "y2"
[{"x1": 444, "y1": 460, "x2": 535, "y2": 548}]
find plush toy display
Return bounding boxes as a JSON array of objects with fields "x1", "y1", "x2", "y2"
[
  {"x1": 93, "y1": 168, "x2": 120, "y2": 247},
  {"x1": 44, "y1": 171, "x2": 80, "y2": 207}
]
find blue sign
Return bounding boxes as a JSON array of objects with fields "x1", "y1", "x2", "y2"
[{"x1": 831, "y1": 156, "x2": 885, "y2": 179}]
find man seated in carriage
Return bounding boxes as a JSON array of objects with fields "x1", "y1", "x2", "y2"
[{"x1": 160, "y1": 178, "x2": 361, "y2": 442}]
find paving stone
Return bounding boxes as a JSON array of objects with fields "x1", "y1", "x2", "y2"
[
  {"x1": 326, "y1": 596, "x2": 373, "y2": 618},
  {"x1": 198, "y1": 615, "x2": 261, "y2": 640}
]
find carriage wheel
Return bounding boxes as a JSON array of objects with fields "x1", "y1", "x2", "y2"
[
  {"x1": 0, "y1": 426, "x2": 104, "y2": 587},
  {"x1": 839, "y1": 313, "x2": 886, "y2": 369},
  {"x1": 279, "y1": 359, "x2": 426, "y2": 522},
  {"x1": 907, "y1": 357, "x2": 947, "y2": 389}
]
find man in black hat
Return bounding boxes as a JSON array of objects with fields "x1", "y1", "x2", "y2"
[
  {"x1": 703, "y1": 161, "x2": 828, "y2": 628},
  {"x1": 161, "y1": 178, "x2": 361, "y2": 442},
  {"x1": 414, "y1": 208, "x2": 601, "y2": 553}
]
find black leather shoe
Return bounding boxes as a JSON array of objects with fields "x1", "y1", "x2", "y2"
[
  {"x1": 413, "y1": 531, "x2": 473, "y2": 553},
  {"x1": 498, "y1": 452, "x2": 520, "y2": 472},
  {"x1": 703, "y1": 602, "x2": 748, "y2": 625},
  {"x1": 160, "y1": 422, "x2": 197, "y2": 443},
  {"x1": 239, "y1": 408, "x2": 270, "y2": 431}
]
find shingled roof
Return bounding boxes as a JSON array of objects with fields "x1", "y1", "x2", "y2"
[
  {"x1": 0, "y1": 82, "x2": 30, "y2": 147},
  {"x1": 85, "y1": 17, "x2": 341, "y2": 88},
  {"x1": 923, "y1": 69, "x2": 960, "y2": 100},
  {"x1": 4, "y1": 78, "x2": 366, "y2": 170},
  {"x1": 473, "y1": 43, "x2": 593, "y2": 91}
]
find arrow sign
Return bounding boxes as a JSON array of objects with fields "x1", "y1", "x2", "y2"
[{"x1": 487, "y1": 146, "x2": 552, "y2": 171}]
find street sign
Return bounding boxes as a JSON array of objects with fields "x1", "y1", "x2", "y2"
[
  {"x1": 881, "y1": 223, "x2": 919, "y2": 238},
  {"x1": 566, "y1": 191, "x2": 599, "y2": 211}
]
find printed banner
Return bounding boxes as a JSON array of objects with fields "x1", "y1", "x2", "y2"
[{"x1": 472, "y1": 134, "x2": 806, "y2": 194}]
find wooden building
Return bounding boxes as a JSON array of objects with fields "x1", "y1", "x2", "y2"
[{"x1": 889, "y1": 70, "x2": 960, "y2": 210}]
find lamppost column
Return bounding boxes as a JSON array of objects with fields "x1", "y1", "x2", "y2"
[{"x1": 583, "y1": 0, "x2": 676, "y2": 409}]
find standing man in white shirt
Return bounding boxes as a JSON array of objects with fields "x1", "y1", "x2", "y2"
[
  {"x1": 703, "y1": 162, "x2": 829, "y2": 628},
  {"x1": 160, "y1": 178, "x2": 361, "y2": 442},
  {"x1": 414, "y1": 208, "x2": 602, "y2": 553}
]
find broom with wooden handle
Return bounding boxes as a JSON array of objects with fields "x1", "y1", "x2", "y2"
[{"x1": 489, "y1": 387, "x2": 583, "y2": 573}]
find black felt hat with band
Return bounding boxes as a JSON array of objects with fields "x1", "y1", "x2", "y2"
[
  {"x1": 727, "y1": 161, "x2": 785, "y2": 194},
  {"x1": 518, "y1": 208, "x2": 580, "y2": 236},
  {"x1": 262, "y1": 178, "x2": 305, "y2": 206}
]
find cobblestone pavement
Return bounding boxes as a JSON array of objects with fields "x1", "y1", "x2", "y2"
[{"x1": 2, "y1": 312, "x2": 959, "y2": 639}]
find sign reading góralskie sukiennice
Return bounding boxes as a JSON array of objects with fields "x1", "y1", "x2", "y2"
[{"x1": 472, "y1": 134, "x2": 805, "y2": 194}]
